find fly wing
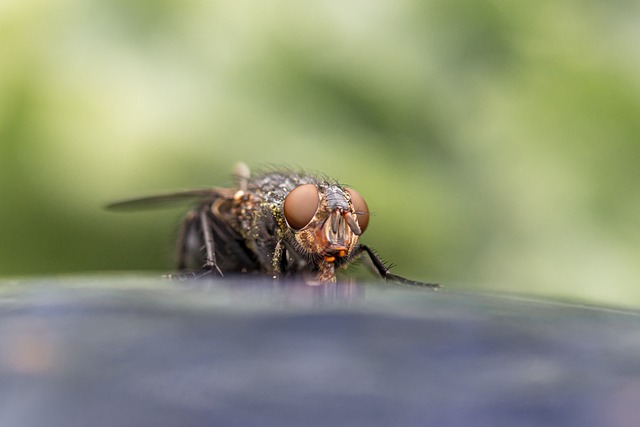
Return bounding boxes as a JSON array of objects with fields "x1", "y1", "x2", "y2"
[{"x1": 106, "y1": 188, "x2": 236, "y2": 211}]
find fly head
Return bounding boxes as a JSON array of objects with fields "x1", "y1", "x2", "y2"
[{"x1": 282, "y1": 183, "x2": 369, "y2": 264}]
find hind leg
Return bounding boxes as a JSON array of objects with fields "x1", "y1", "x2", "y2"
[{"x1": 171, "y1": 207, "x2": 223, "y2": 279}]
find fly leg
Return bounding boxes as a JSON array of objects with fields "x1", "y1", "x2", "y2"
[
  {"x1": 271, "y1": 239, "x2": 285, "y2": 278},
  {"x1": 196, "y1": 208, "x2": 224, "y2": 277},
  {"x1": 169, "y1": 208, "x2": 224, "y2": 280},
  {"x1": 354, "y1": 244, "x2": 440, "y2": 289}
]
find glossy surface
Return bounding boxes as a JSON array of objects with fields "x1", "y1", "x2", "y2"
[{"x1": 1, "y1": 277, "x2": 639, "y2": 427}]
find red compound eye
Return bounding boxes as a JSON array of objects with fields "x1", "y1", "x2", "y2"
[
  {"x1": 345, "y1": 188, "x2": 369, "y2": 234},
  {"x1": 283, "y1": 184, "x2": 319, "y2": 230}
]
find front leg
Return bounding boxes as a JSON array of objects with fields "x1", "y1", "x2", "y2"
[
  {"x1": 271, "y1": 239, "x2": 286, "y2": 278},
  {"x1": 354, "y1": 244, "x2": 440, "y2": 289}
]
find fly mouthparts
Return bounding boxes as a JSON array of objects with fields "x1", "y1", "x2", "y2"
[{"x1": 345, "y1": 214, "x2": 361, "y2": 235}]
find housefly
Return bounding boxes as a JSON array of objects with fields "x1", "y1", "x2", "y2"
[{"x1": 107, "y1": 163, "x2": 438, "y2": 288}]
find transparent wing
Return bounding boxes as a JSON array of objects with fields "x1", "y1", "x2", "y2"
[{"x1": 105, "y1": 188, "x2": 235, "y2": 211}]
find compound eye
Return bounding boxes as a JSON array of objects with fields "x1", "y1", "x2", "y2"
[
  {"x1": 284, "y1": 184, "x2": 319, "y2": 230},
  {"x1": 346, "y1": 188, "x2": 369, "y2": 234}
]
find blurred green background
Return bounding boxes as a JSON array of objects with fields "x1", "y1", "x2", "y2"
[{"x1": 1, "y1": 0, "x2": 639, "y2": 307}]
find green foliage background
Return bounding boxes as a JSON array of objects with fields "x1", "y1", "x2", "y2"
[{"x1": 2, "y1": 0, "x2": 639, "y2": 307}]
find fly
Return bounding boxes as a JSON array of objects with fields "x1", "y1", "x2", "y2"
[{"x1": 107, "y1": 163, "x2": 439, "y2": 288}]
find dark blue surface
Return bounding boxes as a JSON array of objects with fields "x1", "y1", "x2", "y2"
[{"x1": 1, "y1": 277, "x2": 639, "y2": 427}]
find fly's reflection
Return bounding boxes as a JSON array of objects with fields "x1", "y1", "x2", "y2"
[{"x1": 180, "y1": 278, "x2": 367, "y2": 309}]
